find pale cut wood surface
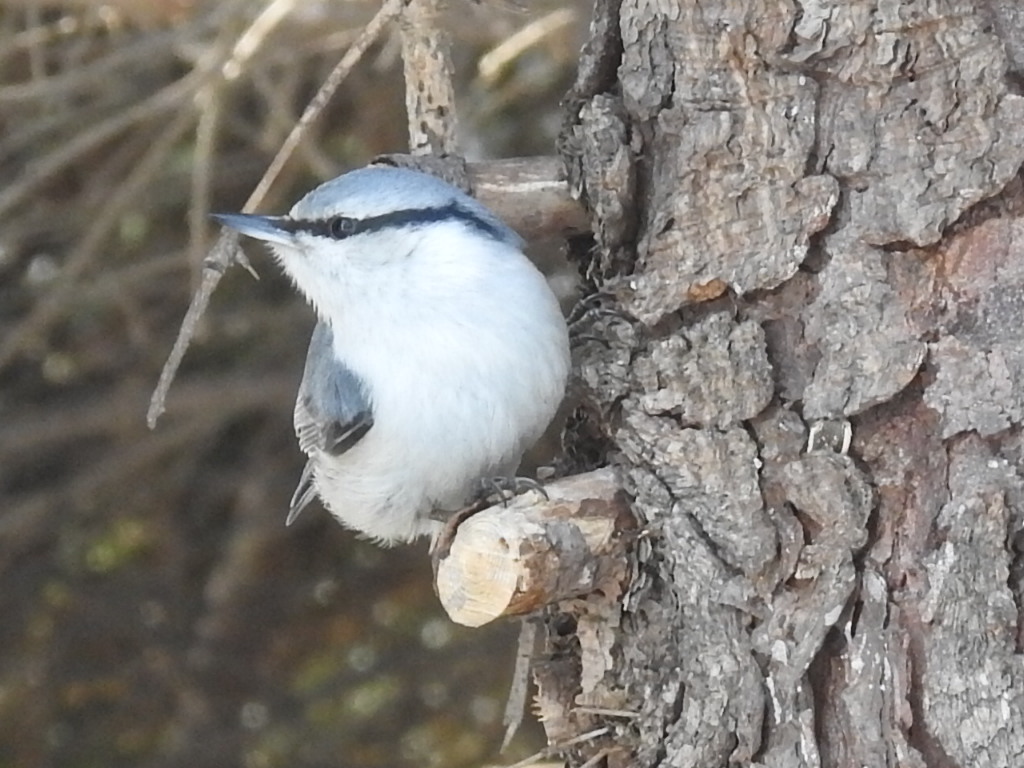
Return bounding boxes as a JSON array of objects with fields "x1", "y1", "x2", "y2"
[{"x1": 435, "y1": 468, "x2": 630, "y2": 627}]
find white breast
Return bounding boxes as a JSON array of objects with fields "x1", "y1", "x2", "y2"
[{"x1": 307, "y1": 227, "x2": 569, "y2": 545}]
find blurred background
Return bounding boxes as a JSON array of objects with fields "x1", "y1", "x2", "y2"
[{"x1": 0, "y1": 1, "x2": 588, "y2": 766}]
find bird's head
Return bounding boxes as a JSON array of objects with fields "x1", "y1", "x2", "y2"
[{"x1": 213, "y1": 166, "x2": 523, "y2": 323}]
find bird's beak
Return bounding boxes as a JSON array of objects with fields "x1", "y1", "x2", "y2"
[{"x1": 211, "y1": 213, "x2": 295, "y2": 246}]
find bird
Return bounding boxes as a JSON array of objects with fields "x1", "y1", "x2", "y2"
[{"x1": 213, "y1": 165, "x2": 571, "y2": 545}]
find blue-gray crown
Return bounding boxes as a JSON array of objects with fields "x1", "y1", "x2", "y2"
[{"x1": 286, "y1": 166, "x2": 522, "y2": 248}]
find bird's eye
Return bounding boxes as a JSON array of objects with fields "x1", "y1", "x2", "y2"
[{"x1": 328, "y1": 216, "x2": 358, "y2": 239}]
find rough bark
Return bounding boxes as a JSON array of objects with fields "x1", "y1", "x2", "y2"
[{"x1": 551, "y1": 1, "x2": 1024, "y2": 766}]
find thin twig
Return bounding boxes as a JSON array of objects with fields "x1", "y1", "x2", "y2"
[
  {"x1": 0, "y1": 13, "x2": 83, "y2": 64},
  {"x1": 504, "y1": 727, "x2": 611, "y2": 768},
  {"x1": 188, "y1": 0, "x2": 274, "y2": 280},
  {"x1": 502, "y1": 618, "x2": 539, "y2": 751},
  {"x1": 578, "y1": 748, "x2": 614, "y2": 768},
  {"x1": 571, "y1": 706, "x2": 638, "y2": 719},
  {"x1": 0, "y1": 67, "x2": 207, "y2": 221},
  {"x1": 24, "y1": 4, "x2": 47, "y2": 92},
  {"x1": 0, "y1": 1, "x2": 246, "y2": 212},
  {"x1": 249, "y1": 66, "x2": 337, "y2": 180},
  {"x1": 244, "y1": 0, "x2": 403, "y2": 210},
  {"x1": 189, "y1": 91, "x2": 223, "y2": 282},
  {"x1": 147, "y1": 233, "x2": 241, "y2": 428},
  {"x1": 0, "y1": 29, "x2": 179, "y2": 104},
  {"x1": 0, "y1": 107, "x2": 197, "y2": 371},
  {"x1": 148, "y1": 0, "x2": 403, "y2": 428},
  {"x1": 1, "y1": 371, "x2": 296, "y2": 456},
  {"x1": 1, "y1": 418, "x2": 217, "y2": 548}
]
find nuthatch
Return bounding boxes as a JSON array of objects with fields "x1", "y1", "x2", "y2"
[{"x1": 214, "y1": 166, "x2": 570, "y2": 544}]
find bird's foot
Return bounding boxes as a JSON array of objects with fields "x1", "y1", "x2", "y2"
[
  {"x1": 567, "y1": 292, "x2": 637, "y2": 348},
  {"x1": 479, "y1": 475, "x2": 549, "y2": 507},
  {"x1": 566, "y1": 291, "x2": 616, "y2": 327},
  {"x1": 429, "y1": 476, "x2": 548, "y2": 561}
]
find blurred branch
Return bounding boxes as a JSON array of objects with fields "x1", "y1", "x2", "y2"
[
  {"x1": 0, "y1": 29, "x2": 179, "y2": 104},
  {"x1": 0, "y1": 419, "x2": 211, "y2": 549},
  {"x1": 220, "y1": 0, "x2": 301, "y2": 82},
  {"x1": 0, "y1": 67, "x2": 205, "y2": 221},
  {"x1": 25, "y1": 3, "x2": 45, "y2": 83},
  {"x1": 504, "y1": 727, "x2": 611, "y2": 768},
  {"x1": 1, "y1": 372, "x2": 296, "y2": 457},
  {"x1": 477, "y1": 7, "x2": 577, "y2": 84},
  {"x1": 1, "y1": 367, "x2": 293, "y2": 547},
  {"x1": 502, "y1": 618, "x2": 539, "y2": 750},
  {"x1": 81, "y1": 252, "x2": 185, "y2": 301},
  {"x1": 249, "y1": 66, "x2": 338, "y2": 179},
  {"x1": 0, "y1": 107, "x2": 197, "y2": 371}
]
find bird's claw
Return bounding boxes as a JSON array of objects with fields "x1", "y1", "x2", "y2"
[
  {"x1": 567, "y1": 293, "x2": 637, "y2": 349},
  {"x1": 481, "y1": 475, "x2": 549, "y2": 507},
  {"x1": 429, "y1": 476, "x2": 549, "y2": 562}
]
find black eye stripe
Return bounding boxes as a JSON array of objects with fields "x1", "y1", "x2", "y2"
[{"x1": 277, "y1": 202, "x2": 509, "y2": 243}]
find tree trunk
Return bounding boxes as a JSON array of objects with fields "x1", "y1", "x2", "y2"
[{"x1": 550, "y1": 1, "x2": 1024, "y2": 766}]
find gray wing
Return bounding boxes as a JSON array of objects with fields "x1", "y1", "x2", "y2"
[{"x1": 288, "y1": 322, "x2": 373, "y2": 525}]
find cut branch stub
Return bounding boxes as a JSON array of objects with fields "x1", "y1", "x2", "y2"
[
  {"x1": 434, "y1": 468, "x2": 633, "y2": 627},
  {"x1": 372, "y1": 154, "x2": 590, "y2": 241}
]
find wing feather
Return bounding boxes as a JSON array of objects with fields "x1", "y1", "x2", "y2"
[{"x1": 287, "y1": 322, "x2": 373, "y2": 523}]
